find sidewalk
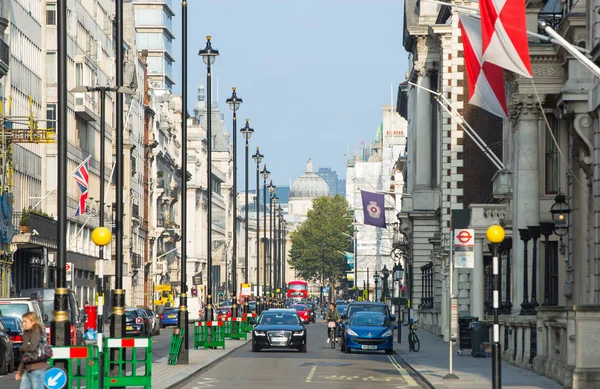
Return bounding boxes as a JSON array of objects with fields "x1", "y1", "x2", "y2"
[
  {"x1": 396, "y1": 329, "x2": 563, "y2": 389},
  {"x1": 152, "y1": 336, "x2": 251, "y2": 389}
]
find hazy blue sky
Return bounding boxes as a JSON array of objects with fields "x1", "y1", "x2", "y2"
[{"x1": 171, "y1": 0, "x2": 406, "y2": 188}]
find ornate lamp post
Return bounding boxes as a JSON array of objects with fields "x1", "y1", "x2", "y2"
[
  {"x1": 393, "y1": 262, "x2": 404, "y2": 344},
  {"x1": 267, "y1": 182, "x2": 276, "y2": 306},
  {"x1": 260, "y1": 165, "x2": 270, "y2": 310},
  {"x1": 486, "y1": 224, "x2": 505, "y2": 389},
  {"x1": 320, "y1": 242, "x2": 325, "y2": 308},
  {"x1": 276, "y1": 205, "x2": 283, "y2": 298},
  {"x1": 226, "y1": 87, "x2": 242, "y2": 318},
  {"x1": 381, "y1": 265, "x2": 390, "y2": 302},
  {"x1": 198, "y1": 36, "x2": 219, "y2": 321},
  {"x1": 546, "y1": 193, "x2": 571, "y2": 306},
  {"x1": 281, "y1": 219, "x2": 287, "y2": 293},
  {"x1": 240, "y1": 119, "x2": 254, "y2": 313},
  {"x1": 252, "y1": 148, "x2": 263, "y2": 313},
  {"x1": 373, "y1": 271, "x2": 380, "y2": 302}
]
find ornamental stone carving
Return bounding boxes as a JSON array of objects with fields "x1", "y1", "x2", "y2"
[
  {"x1": 573, "y1": 113, "x2": 594, "y2": 166},
  {"x1": 509, "y1": 93, "x2": 546, "y2": 124}
]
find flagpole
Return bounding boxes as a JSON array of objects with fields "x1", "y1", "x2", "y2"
[{"x1": 33, "y1": 155, "x2": 92, "y2": 209}]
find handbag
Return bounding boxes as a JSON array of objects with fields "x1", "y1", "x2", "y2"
[{"x1": 22, "y1": 330, "x2": 53, "y2": 363}]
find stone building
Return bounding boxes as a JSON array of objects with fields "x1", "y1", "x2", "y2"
[{"x1": 400, "y1": 0, "x2": 600, "y2": 387}]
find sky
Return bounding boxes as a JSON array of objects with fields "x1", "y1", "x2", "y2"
[{"x1": 171, "y1": 0, "x2": 407, "y2": 188}]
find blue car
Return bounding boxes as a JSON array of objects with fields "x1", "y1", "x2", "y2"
[
  {"x1": 160, "y1": 308, "x2": 179, "y2": 328},
  {"x1": 344, "y1": 311, "x2": 394, "y2": 355}
]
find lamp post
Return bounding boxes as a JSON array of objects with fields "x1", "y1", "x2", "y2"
[
  {"x1": 547, "y1": 193, "x2": 571, "y2": 305},
  {"x1": 252, "y1": 148, "x2": 263, "y2": 312},
  {"x1": 267, "y1": 182, "x2": 275, "y2": 305},
  {"x1": 277, "y1": 205, "x2": 283, "y2": 297},
  {"x1": 198, "y1": 36, "x2": 219, "y2": 321},
  {"x1": 393, "y1": 262, "x2": 404, "y2": 344},
  {"x1": 373, "y1": 271, "x2": 380, "y2": 302},
  {"x1": 486, "y1": 224, "x2": 505, "y2": 389},
  {"x1": 271, "y1": 194, "x2": 278, "y2": 299},
  {"x1": 381, "y1": 265, "x2": 390, "y2": 302},
  {"x1": 320, "y1": 242, "x2": 325, "y2": 308},
  {"x1": 240, "y1": 119, "x2": 254, "y2": 313},
  {"x1": 281, "y1": 219, "x2": 287, "y2": 293},
  {"x1": 226, "y1": 87, "x2": 242, "y2": 318},
  {"x1": 261, "y1": 165, "x2": 270, "y2": 309}
]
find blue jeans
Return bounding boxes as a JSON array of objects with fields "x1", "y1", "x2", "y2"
[{"x1": 20, "y1": 368, "x2": 47, "y2": 389}]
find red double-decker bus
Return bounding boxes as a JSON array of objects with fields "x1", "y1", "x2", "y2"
[{"x1": 287, "y1": 280, "x2": 308, "y2": 301}]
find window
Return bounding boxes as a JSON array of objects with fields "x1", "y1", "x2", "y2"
[
  {"x1": 46, "y1": 104, "x2": 57, "y2": 131},
  {"x1": 75, "y1": 63, "x2": 83, "y2": 86},
  {"x1": 46, "y1": 52, "x2": 57, "y2": 83},
  {"x1": 545, "y1": 117, "x2": 559, "y2": 194},
  {"x1": 46, "y1": 3, "x2": 56, "y2": 25}
]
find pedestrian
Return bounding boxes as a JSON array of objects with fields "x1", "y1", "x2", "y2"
[{"x1": 15, "y1": 311, "x2": 49, "y2": 389}]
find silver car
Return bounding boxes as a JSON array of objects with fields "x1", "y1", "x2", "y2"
[{"x1": 143, "y1": 308, "x2": 160, "y2": 336}]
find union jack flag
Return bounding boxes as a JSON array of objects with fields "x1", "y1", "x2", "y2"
[{"x1": 73, "y1": 157, "x2": 90, "y2": 216}]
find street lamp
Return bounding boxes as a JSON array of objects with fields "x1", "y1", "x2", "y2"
[
  {"x1": 260, "y1": 165, "x2": 270, "y2": 310},
  {"x1": 550, "y1": 193, "x2": 570, "y2": 237},
  {"x1": 281, "y1": 219, "x2": 287, "y2": 292},
  {"x1": 267, "y1": 182, "x2": 276, "y2": 305},
  {"x1": 240, "y1": 119, "x2": 254, "y2": 313},
  {"x1": 252, "y1": 148, "x2": 263, "y2": 313},
  {"x1": 271, "y1": 194, "x2": 278, "y2": 299},
  {"x1": 373, "y1": 271, "x2": 380, "y2": 302},
  {"x1": 226, "y1": 87, "x2": 242, "y2": 318},
  {"x1": 199, "y1": 35, "x2": 219, "y2": 321},
  {"x1": 393, "y1": 262, "x2": 404, "y2": 344},
  {"x1": 486, "y1": 224, "x2": 505, "y2": 389},
  {"x1": 320, "y1": 242, "x2": 325, "y2": 308},
  {"x1": 381, "y1": 265, "x2": 390, "y2": 302},
  {"x1": 277, "y1": 205, "x2": 283, "y2": 296}
]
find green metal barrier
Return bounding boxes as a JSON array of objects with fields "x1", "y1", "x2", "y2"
[
  {"x1": 168, "y1": 327, "x2": 184, "y2": 365},
  {"x1": 49, "y1": 346, "x2": 99, "y2": 389},
  {"x1": 242, "y1": 313, "x2": 256, "y2": 332},
  {"x1": 227, "y1": 317, "x2": 248, "y2": 340},
  {"x1": 193, "y1": 321, "x2": 226, "y2": 349},
  {"x1": 104, "y1": 338, "x2": 152, "y2": 389}
]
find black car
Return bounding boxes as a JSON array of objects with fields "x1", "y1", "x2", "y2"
[
  {"x1": 252, "y1": 309, "x2": 306, "y2": 353},
  {"x1": 0, "y1": 318, "x2": 14, "y2": 374},
  {"x1": 305, "y1": 302, "x2": 317, "y2": 323},
  {"x1": 125, "y1": 308, "x2": 152, "y2": 337},
  {"x1": 0, "y1": 316, "x2": 23, "y2": 366}
]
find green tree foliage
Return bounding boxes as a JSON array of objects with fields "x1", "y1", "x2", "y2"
[{"x1": 289, "y1": 195, "x2": 353, "y2": 284}]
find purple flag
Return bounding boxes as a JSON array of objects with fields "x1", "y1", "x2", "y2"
[{"x1": 361, "y1": 190, "x2": 386, "y2": 228}]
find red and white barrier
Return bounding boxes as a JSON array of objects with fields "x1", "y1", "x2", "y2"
[
  {"x1": 106, "y1": 338, "x2": 149, "y2": 348},
  {"x1": 194, "y1": 321, "x2": 224, "y2": 327},
  {"x1": 225, "y1": 317, "x2": 246, "y2": 322},
  {"x1": 52, "y1": 347, "x2": 89, "y2": 359}
]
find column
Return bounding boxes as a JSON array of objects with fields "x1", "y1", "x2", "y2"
[
  {"x1": 527, "y1": 226, "x2": 540, "y2": 309},
  {"x1": 539, "y1": 222, "x2": 554, "y2": 306},
  {"x1": 414, "y1": 62, "x2": 432, "y2": 188},
  {"x1": 501, "y1": 237, "x2": 513, "y2": 313},
  {"x1": 473, "y1": 237, "x2": 485, "y2": 320},
  {"x1": 518, "y1": 228, "x2": 531, "y2": 315}
]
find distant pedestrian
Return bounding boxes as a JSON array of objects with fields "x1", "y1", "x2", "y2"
[{"x1": 15, "y1": 311, "x2": 49, "y2": 389}]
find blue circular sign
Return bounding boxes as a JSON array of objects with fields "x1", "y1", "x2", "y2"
[{"x1": 44, "y1": 367, "x2": 67, "y2": 389}]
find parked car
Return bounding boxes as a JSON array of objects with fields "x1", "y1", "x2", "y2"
[
  {"x1": 125, "y1": 308, "x2": 152, "y2": 337},
  {"x1": 159, "y1": 308, "x2": 179, "y2": 328},
  {"x1": 0, "y1": 318, "x2": 15, "y2": 374},
  {"x1": 19, "y1": 288, "x2": 85, "y2": 345},
  {"x1": 343, "y1": 311, "x2": 394, "y2": 355},
  {"x1": 290, "y1": 304, "x2": 310, "y2": 324},
  {"x1": 0, "y1": 316, "x2": 24, "y2": 366},
  {"x1": 252, "y1": 309, "x2": 306, "y2": 352},
  {"x1": 305, "y1": 302, "x2": 317, "y2": 323},
  {"x1": 143, "y1": 308, "x2": 160, "y2": 336},
  {"x1": 0, "y1": 298, "x2": 44, "y2": 323},
  {"x1": 216, "y1": 307, "x2": 232, "y2": 321}
]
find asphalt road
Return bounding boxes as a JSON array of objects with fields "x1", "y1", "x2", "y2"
[
  {"x1": 178, "y1": 321, "x2": 427, "y2": 389},
  {"x1": 0, "y1": 326, "x2": 176, "y2": 389}
]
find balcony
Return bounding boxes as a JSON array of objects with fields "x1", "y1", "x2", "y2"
[{"x1": 73, "y1": 93, "x2": 97, "y2": 122}]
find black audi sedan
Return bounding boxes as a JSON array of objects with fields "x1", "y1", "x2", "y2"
[{"x1": 252, "y1": 309, "x2": 306, "y2": 352}]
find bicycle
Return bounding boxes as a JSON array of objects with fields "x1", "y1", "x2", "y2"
[
  {"x1": 406, "y1": 320, "x2": 420, "y2": 352},
  {"x1": 327, "y1": 320, "x2": 337, "y2": 349}
]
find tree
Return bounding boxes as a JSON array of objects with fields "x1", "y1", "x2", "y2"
[{"x1": 289, "y1": 195, "x2": 353, "y2": 286}]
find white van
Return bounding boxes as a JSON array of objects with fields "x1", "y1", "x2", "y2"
[{"x1": 187, "y1": 297, "x2": 204, "y2": 322}]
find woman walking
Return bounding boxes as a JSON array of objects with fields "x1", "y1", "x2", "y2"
[{"x1": 15, "y1": 312, "x2": 49, "y2": 389}]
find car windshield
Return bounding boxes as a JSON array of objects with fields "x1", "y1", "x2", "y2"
[
  {"x1": 0, "y1": 317, "x2": 20, "y2": 332},
  {"x1": 163, "y1": 309, "x2": 177, "y2": 315},
  {"x1": 259, "y1": 313, "x2": 300, "y2": 325},
  {"x1": 217, "y1": 308, "x2": 230, "y2": 314},
  {"x1": 347, "y1": 305, "x2": 387, "y2": 318},
  {"x1": 0, "y1": 303, "x2": 30, "y2": 318},
  {"x1": 125, "y1": 310, "x2": 139, "y2": 319},
  {"x1": 350, "y1": 313, "x2": 387, "y2": 327},
  {"x1": 336, "y1": 305, "x2": 347, "y2": 314},
  {"x1": 291, "y1": 305, "x2": 306, "y2": 310}
]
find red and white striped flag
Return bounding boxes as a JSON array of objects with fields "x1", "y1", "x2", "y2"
[
  {"x1": 459, "y1": 13, "x2": 508, "y2": 118},
  {"x1": 480, "y1": 0, "x2": 532, "y2": 78}
]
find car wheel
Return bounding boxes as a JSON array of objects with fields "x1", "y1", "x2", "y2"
[
  {"x1": 8, "y1": 357, "x2": 14, "y2": 373},
  {"x1": 157, "y1": 328, "x2": 161, "y2": 336},
  {"x1": 340, "y1": 341, "x2": 346, "y2": 352},
  {"x1": 299, "y1": 344, "x2": 307, "y2": 353},
  {"x1": 0, "y1": 356, "x2": 7, "y2": 375},
  {"x1": 251, "y1": 343, "x2": 260, "y2": 352},
  {"x1": 385, "y1": 349, "x2": 394, "y2": 355},
  {"x1": 345, "y1": 346, "x2": 351, "y2": 354}
]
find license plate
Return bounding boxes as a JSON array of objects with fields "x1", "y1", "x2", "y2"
[
  {"x1": 361, "y1": 345, "x2": 377, "y2": 350},
  {"x1": 168, "y1": 315, "x2": 176, "y2": 318},
  {"x1": 126, "y1": 326, "x2": 133, "y2": 330},
  {"x1": 271, "y1": 337, "x2": 287, "y2": 343}
]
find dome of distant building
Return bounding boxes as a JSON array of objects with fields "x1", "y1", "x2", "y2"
[{"x1": 289, "y1": 159, "x2": 330, "y2": 199}]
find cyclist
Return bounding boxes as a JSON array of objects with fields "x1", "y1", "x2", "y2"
[{"x1": 323, "y1": 302, "x2": 340, "y2": 343}]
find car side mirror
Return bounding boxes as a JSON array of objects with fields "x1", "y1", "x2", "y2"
[{"x1": 43, "y1": 314, "x2": 49, "y2": 322}]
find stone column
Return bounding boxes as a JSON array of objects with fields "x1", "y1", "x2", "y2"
[
  {"x1": 472, "y1": 237, "x2": 485, "y2": 320},
  {"x1": 414, "y1": 65, "x2": 432, "y2": 189}
]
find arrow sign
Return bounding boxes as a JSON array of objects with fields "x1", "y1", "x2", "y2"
[{"x1": 45, "y1": 367, "x2": 67, "y2": 389}]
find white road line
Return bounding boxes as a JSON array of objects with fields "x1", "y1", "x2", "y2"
[
  {"x1": 388, "y1": 355, "x2": 418, "y2": 386},
  {"x1": 306, "y1": 365, "x2": 317, "y2": 383}
]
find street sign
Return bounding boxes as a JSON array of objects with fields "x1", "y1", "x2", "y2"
[
  {"x1": 241, "y1": 283, "x2": 252, "y2": 296},
  {"x1": 65, "y1": 262, "x2": 73, "y2": 282},
  {"x1": 44, "y1": 367, "x2": 67, "y2": 389},
  {"x1": 454, "y1": 229, "x2": 475, "y2": 268}
]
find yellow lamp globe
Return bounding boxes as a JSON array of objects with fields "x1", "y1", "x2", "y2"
[
  {"x1": 92, "y1": 227, "x2": 112, "y2": 246},
  {"x1": 486, "y1": 225, "x2": 505, "y2": 244}
]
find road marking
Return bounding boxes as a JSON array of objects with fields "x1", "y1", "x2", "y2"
[
  {"x1": 387, "y1": 355, "x2": 418, "y2": 386},
  {"x1": 191, "y1": 377, "x2": 218, "y2": 388},
  {"x1": 306, "y1": 365, "x2": 317, "y2": 382}
]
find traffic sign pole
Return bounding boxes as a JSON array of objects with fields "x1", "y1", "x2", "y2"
[{"x1": 443, "y1": 230, "x2": 459, "y2": 380}]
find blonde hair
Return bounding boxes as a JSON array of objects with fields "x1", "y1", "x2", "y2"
[{"x1": 22, "y1": 311, "x2": 45, "y2": 332}]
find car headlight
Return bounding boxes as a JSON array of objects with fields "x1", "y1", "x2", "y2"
[
  {"x1": 382, "y1": 329, "x2": 393, "y2": 337},
  {"x1": 254, "y1": 331, "x2": 266, "y2": 336},
  {"x1": 292, "y1": 331, "x2": 305, "y2": 336},
  {"x1": 346, "y1": 329, "x2": 358, "y2": 337}
]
